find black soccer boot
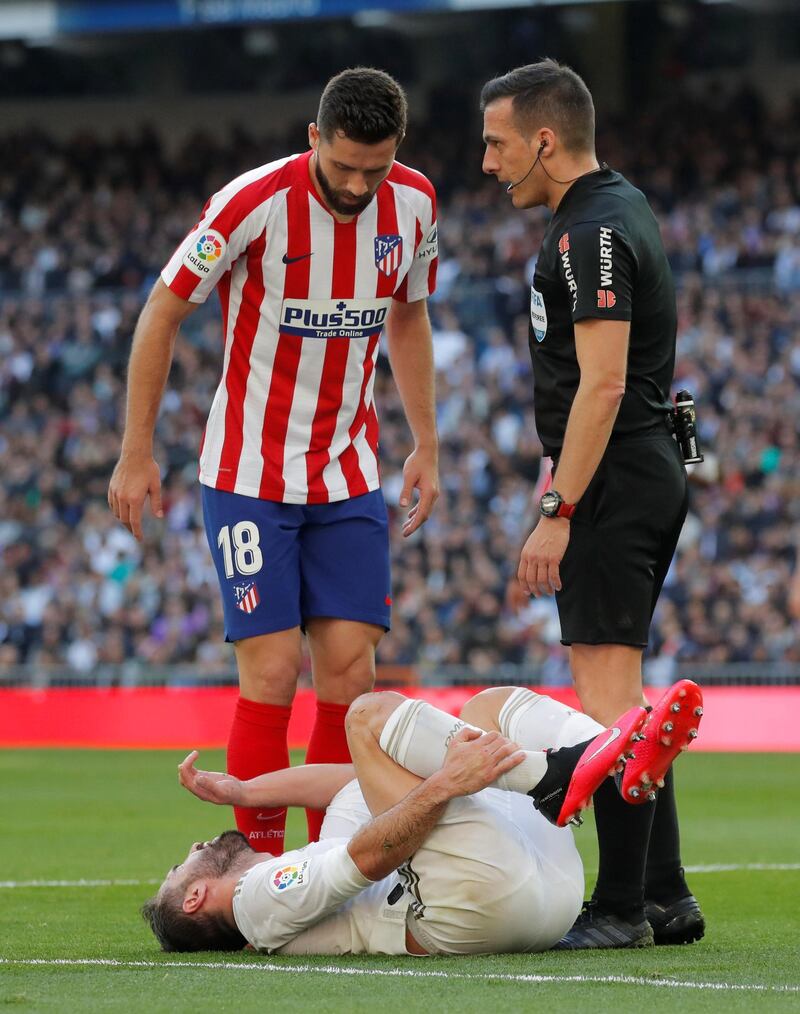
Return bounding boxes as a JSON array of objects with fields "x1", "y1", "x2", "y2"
[
  {"x1": 645, "y1": 894, "x2": 705, "y2": 945},
  {"x1": 552, "y1": 900, "x2": 655, "y2": 950}
]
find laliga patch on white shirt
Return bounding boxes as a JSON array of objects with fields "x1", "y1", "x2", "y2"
[
  {"x1": 531, "y1": 285, "x2": 548, "y2": 342},
  {"x1": 416, "y1": 222, "x2": 438, "y2": 261},
  {"x1": 183, "y1": 228, "x2": 227, "y2": 278},
  {"x1": 280, "y1": 297, "x2": 392, "y2": 340},
  {"x1": 269, "y1": 859, "x2": 311, "y2": 895}
]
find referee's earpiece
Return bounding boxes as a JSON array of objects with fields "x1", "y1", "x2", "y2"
[{"x1": 506, "y1": 139, "x2": 548, "y2": 193}]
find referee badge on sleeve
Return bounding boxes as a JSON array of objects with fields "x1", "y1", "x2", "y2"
[{"x1": 530, "y1": 285, "x2": 548, "y2": 342}]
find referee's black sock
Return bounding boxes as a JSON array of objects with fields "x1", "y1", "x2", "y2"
[
  {"x1": 590, "y1": 777, "x2": 656, "y2": 921},
  {"x1": 644, "y1": 767, "x2": 691, "y2": 904}
]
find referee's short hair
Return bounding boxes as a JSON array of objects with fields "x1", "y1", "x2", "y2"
[
  {"x1": 480, "y1": 59, "x2": 595, "y2": 153},
  {"x1": 318, "y1": 67, "x2": 407, "y2": 145}
]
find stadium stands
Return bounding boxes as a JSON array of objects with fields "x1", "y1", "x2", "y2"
[{"x1": 1, "y1": 83, "x2": 799, "y2": 684}]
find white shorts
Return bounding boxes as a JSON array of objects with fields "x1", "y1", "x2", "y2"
[{"x1": 321, "y1": 780, "x2": 583, "y2": 955}]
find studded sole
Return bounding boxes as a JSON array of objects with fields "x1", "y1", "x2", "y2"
[
  {"x1": 556, "y1": 705, "x2": 649, "y2": 827},
  {"x1": 621, "y1": 679, "x2": 704, "y2": 804}
]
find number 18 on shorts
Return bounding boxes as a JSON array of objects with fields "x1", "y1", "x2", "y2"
[{"x1": 201, "y1": 485, "x2": 393, "y2": 642}]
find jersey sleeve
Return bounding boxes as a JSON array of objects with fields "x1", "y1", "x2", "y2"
[
  {"x1": 320, "y1": 779, "x2": 372, "y2": 840},
  {"x1": 160, "y1": 181, "x2": 267, "y2": 304},
  {"x1": 395, "y1": 185, "x2": 438, "y2": 304},
  {"x1": 556, "y1": 221, "x2": 636, "y2": 324},
  {"x1": 232, "y1": 841, "x2": 372, "y2": 953}
]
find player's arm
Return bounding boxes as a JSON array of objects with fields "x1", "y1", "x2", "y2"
[
  {"x1": 108, "y1": 280, "x2": 196, "y2": 540},
  {"x1": 547, "y1": 318, "x2": 629, "y2": 503},
  {"x1": 518, "y1": 319, "x2": 628, "y2": 597},
  {"x1": 110, "y1": 175, "x2": 255, "y2": 540},
  {"x1": 518, "y1": 221, "x2": 635, "y2": 597},
  {"x1": 347, "y1": 728, "x2": 523, "y2": 881},
  {"x1": 178, "y1": 752, "x2": 356, "y2": 810},
  {"x1": 385, "y1": 296, "x2": 439, "y2": 537}
]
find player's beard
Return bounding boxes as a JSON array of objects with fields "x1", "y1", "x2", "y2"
[
  {"x1": 315, "y1": 159, "x2": 374, "y2": 217},
  {"x1": 194, "y1": 830, "x2": 253, "y2": 877}
]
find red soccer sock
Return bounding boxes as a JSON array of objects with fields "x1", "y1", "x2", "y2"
[
  {"x1": 304, "y1": 700, "x2": 352, "y2": 842},
  {"x1": 227, "y1": 697, "x2": 292, "y2": 855}
]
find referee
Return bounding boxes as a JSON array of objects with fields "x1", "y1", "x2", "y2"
[{"x1": 481, "y1": 60, "x2": 703, "y2": 948}]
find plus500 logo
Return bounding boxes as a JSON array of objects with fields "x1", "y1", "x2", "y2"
[{"x1": 280, "y1": 298, "x2": 391, "y2": 339}]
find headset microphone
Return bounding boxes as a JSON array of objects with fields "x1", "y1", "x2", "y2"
[
  {"x1": 506, "y1": 141, "x2": 606, "y2": 192},
  {"x1": 506, "y1": 141, "x2": 546, "y2": 193}
]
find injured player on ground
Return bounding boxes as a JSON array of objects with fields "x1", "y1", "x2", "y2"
[{"x1": 143, "y1": 680, "x2": 703, "y2": 955}]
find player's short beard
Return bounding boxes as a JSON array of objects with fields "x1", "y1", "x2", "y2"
[
  {"x1": 315, "y1": 158, "x2": 374, "y2": 217},
  {"x1": 193, "y1": 830, "x2": 252, "y2": 878}
]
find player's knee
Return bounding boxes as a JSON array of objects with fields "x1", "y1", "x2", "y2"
[
  {"x1": 345, "y1": 693, "x2": 379, "y2": 736},
  {"x1": 237, "y1": 656, "x2": 302, "y2": 704},
  {"x1": 317, "y1": 665, "x2": 376, "y2": 705},
  {"x1": 345, "y1": 691, "x2": 404, "y2": 737},
  {"x1": 459, "y1": 687, "x2": 518, "y2": 729},
  {"x1": 320, "y1": 646, "x2": 377, "y2": 684}
]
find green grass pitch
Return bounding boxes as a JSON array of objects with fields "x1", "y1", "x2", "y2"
[{"x1": 1, "y1": 749, "x2": 799, "y2": 1012}]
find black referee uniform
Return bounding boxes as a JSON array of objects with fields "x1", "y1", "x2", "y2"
[{"x1": 530, "y1": 166, "x2": 687, "y2": 646}]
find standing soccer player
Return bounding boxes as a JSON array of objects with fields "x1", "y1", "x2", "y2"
[
  {"x1": 109, "y1": 68, "x2": 439, "y2": 853},
  {"x1": 480, "y1": 60, "x2": 703, "y2": 947}
]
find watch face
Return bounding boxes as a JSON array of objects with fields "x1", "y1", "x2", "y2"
[{"x1": 540, "y1": 492, "x2": 560, "y2": 516}]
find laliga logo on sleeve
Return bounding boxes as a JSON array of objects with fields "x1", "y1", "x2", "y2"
[
  {"x1": 183, "y1": 228, "x2": 226, "y2": 277},
  {"x1": 197, "y1": 233, "x2": 223, "y2": 263},
  {"x1": 270, "y1": 860, "x2": 310, "y2": 894}
]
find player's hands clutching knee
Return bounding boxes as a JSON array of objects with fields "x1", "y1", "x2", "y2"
[
  {"x1": 178, "y1": 750, "x2": 245, "y2": 806},
  {"x1": 441, "y1": 727, "x2": 524, "y2": 797}
]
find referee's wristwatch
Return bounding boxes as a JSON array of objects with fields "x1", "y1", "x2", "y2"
[{"x1": 539, "y1": 490, "x2": 576, "y2": 520}]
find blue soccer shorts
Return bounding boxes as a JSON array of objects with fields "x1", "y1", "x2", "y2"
[{"x1": 201, "y1": 486, "x2": 392, "y2": 642}]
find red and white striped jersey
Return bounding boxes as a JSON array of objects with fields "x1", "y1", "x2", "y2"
[{"x1": 161, "y1": 150, "x2": 438, "y2": 504}]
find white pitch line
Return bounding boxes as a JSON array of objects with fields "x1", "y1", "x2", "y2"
[
  {"x1": 1, "y1": 958, "x2": 798, "y2": 994},
  {"x1": 0, "y1": 879, "x2": 160, "y2": 889},
  {"x1": 2, "y1": 864, "x2": 798, "y2": 889},
  {"x1": 684, "y1": 863, "x2": 800, "y2": 873}
]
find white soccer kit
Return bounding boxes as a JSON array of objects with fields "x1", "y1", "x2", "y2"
[
  {"x1": 161, "y1": 151, "x2": 438, "y2": 504},
  {"x1": 231, "y1": 779, "x2": 584, "y2": 956}
]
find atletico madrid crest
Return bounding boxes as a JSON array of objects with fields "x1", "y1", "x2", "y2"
[
  {"x1": 234, "y1": 581, "x2": 261, "y2": 614},
  {"x1": 374, "y1": 234, "x2": 403, "y2": 277}
]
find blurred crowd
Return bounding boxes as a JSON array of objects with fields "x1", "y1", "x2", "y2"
[{"x1": 1, "y1": 83, "x2": 799, "y2": 684}]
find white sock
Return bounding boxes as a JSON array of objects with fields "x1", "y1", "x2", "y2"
[
  {"x1": 379, "y1": 699, "x2": 548, "y2": 795},
  {"x1": 498, "y1": 688, "x2": 604, "y2": 750}
]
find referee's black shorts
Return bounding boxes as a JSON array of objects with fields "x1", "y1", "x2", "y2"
[{"x1": 555, "y1": 434, "x2": 688, "y2": 647}]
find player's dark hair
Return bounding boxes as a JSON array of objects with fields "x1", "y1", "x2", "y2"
[
  {"x1": 141, "y1": 889, "x2": 246, "y2": 953},
  {"x1": 480, "y1": 59, "x2": 595, "y2": 153},
  {"x1": 317, "y1": 67, "x2": 407, "y2": 144}
]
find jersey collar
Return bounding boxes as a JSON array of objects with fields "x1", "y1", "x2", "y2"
[{"x1": 553, "y1": 163, "x2": 613, "y2": 218}]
